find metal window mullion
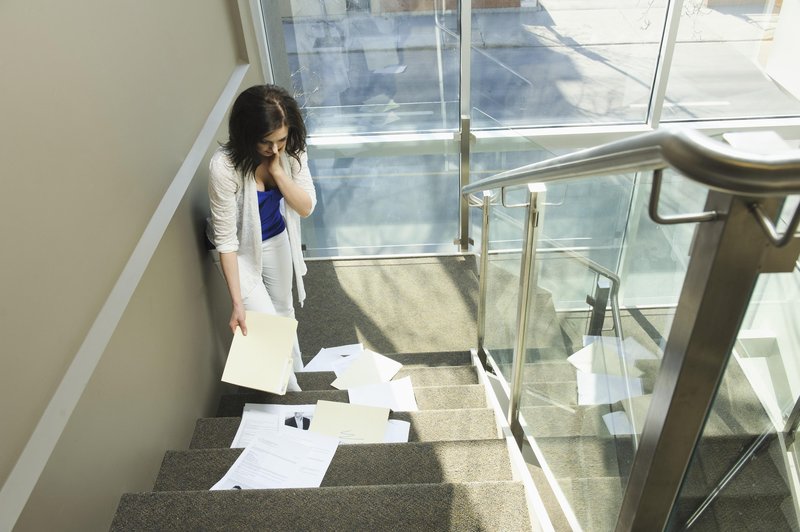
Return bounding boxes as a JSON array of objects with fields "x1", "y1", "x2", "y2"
[
  {"x1": 508, "y1": 189, "x2": 541, "y2": 445},
  {"x1": 260, "y1": 0, "x2": 292, "y2": 90},
  {"x1": 648, "y1": 0, "x2": 684, "y2": 128},
  {"x1": 477, "y1": 192, "x2": 491, "y2": 362},
  {"x1": 457, "y1": 0, "x2": 473, "y2": 251}
]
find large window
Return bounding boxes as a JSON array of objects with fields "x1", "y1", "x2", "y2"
[
  {"x1": 260, "y1": 0, "x2": 800, "y2": 258},
  {"x1": 663, "y1": 0, "x2": 800, "y2": 121}
]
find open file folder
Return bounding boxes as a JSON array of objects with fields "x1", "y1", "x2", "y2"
[{"x1": 221, "y1": 311, "x2": 297, "y2": 395}]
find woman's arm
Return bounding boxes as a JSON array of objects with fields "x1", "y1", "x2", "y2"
[
  {"x1": 208, "y1": 152, "x2": 248, "y2": 334},
  {"x1": 219, "y1": 251, "x2": 248, "y2": 335}
]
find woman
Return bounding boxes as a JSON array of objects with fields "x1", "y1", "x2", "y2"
[{"x1": 207, "y1": 84, "x2": 316, "y2": 390}]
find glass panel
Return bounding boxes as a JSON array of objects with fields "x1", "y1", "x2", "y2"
[
  {"x1": 271, "y1": 1, "x2": 463, "y2": 256},
  {"x1": 618, "y1": 168, "x2": 708, "y2": 307},
  {"x1": 663, "y1": 0, "x2": 800, "y2": 121},
  {"x1": 511, "y1": 171, "x2": 702, "y2": 530},
  {"x1": 274, "y1": 0, "x2": 460, "y2": 135},
  {"x1": 469, "y1": 0, "x2": 667, "y2": 128},
  {"x1": 668, "y1": 264, "x2": 800, "y2": 529},
  {"x1": 301, "y1": 147, "x2": 460, "y2": 256}
]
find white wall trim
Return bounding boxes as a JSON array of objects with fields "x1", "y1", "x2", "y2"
[{"x1": 0, "y1": 63, "x2": 249, "y2": 532}]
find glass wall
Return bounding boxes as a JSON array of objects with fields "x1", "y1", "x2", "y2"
[
  {"x1": 262, "y1": 0, "x2": 800, "y2": 258},
  {"x1": 664, "y1": 0, "x2": 800, "y2": 121}
]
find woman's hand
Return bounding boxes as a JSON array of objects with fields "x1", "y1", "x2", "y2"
[
  {"x1": 229, "y1": 303, "x2": 247, "y2": 335},
  {"x1": 263, "y1": 152, "x2": 313, "y2": 217}
]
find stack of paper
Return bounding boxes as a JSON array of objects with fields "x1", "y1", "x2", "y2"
[{"x1": 220, "y1": 311, "x2": 298, "y2": 395}]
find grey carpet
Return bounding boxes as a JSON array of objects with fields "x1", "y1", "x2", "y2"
[
  {"x1": 111, "y1": 482, "x2": 532, "y2": 532},
  {"x1": 295, "y1": 256, "x2": 479, "y2": 356},
  {"x1": 154, "y1": 440, "x2": 512, "y2": 491}
]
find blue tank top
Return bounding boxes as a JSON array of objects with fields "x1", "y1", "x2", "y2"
[{"x1": 257, "y1": 188, "x2": 286, "y2": 241}]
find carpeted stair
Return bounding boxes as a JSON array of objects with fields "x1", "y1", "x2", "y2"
[{"x1": 109, "y1": 256, "x2": 540, "y2": 531}]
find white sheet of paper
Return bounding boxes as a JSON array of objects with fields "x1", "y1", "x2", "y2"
[
  {"x1": 568, "y1": 337, "x2": 657, "y2": 377},
  {"x1": 210, "y1": 429, "x2": 338, "y2": 490},
  {"x1": 576, "y1": 370, "x2": 644, "y2": 405},
  {"x1": 602, "y1": 411, "x2": 635, "y2": 435},
  {"x1": 347, "y1": 376, "x2": 418, "y2": 412},
  {"x1": 330, "y1": 352, "x2": 359, "y2": 377},
  {"x1": 331, "y1": 349, "x2": 403, "y2": 389},
  {"x1": 384, "y1": 419, "x2": 411, "y2": 443},
  {"x1": 300, "y1": 343, "x2": 364, "y2": 372},
  {"x1": 309, "y1": 400, "x2": 390, "y2": 444},
  {"x1": 221, "y1": 311, "x2": 297, "y2": 394},
  {"x1": 230, "y1": 410, "x2": 281, "y2": 448}
]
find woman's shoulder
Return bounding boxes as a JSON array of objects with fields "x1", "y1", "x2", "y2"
[{"x1": 209, "y1": 147, "x2": 238, "y2": 178}]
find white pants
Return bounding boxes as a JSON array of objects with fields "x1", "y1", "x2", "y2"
[{"x1": 214, "y1": 229, "x2": 303, "y2": 391}]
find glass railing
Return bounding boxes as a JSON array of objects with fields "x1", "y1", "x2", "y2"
[
  {"x1": 477, "y1": 170, "x2": 687, "y2": 530},
  {"x1": 465, "y1": 128, "x2": 800, "y2": 531},
  {"x1": 669, "y1": 197, "x2": 800, "y2": 530}
]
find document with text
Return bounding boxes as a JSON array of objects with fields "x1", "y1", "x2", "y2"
[{"x1": 211, "y1": 429, "x2": 338, "y2": 490}]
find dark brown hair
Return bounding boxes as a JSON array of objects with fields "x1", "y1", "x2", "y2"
[{"x1": 222, "y1": 84, "x2": 307, "y2": 177}]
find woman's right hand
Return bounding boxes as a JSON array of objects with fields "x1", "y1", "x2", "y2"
[{"x1": 230, "y1": 303, "x2": 247, "y2": 335}]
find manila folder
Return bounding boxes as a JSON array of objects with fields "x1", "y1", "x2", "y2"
[{"x1": 221, "y1": 311, "x2": 297, "y2": 395}]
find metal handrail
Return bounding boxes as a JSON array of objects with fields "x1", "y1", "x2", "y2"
[{"x1": 462, "y1": 127, "x2": 800, "y2": 198}]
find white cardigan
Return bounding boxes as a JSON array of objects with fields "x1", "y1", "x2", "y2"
[{"x1": 207, "y1": 147, "x2": 316, "y2": 305}]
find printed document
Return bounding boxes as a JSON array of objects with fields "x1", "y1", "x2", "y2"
[
  {"x1": 210, "y1": 429, "x2": 338, "y2": 490},
  {"x1": 331, "y1": 349, "x2": 402, "y2": 389}
]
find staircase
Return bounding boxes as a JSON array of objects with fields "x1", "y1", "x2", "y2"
[{"x1": 109, "y1": 256, "x2": 544, "y2": 531}]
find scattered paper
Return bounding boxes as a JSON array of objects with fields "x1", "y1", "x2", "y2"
[
  {"x1": 309, "y1": 400, "x2": 390, "y2": 444},
  {"x1": 568, "y1": 337, "x2": 658, "y2": 377},
  {"x1": 576, "y1": 370, "x2": 644, "y2": 406},
  {"x1": 231, "y1": 410, "x2": 281, "y2": 448},
  {"x1": 211, "y1": 429, "x2": 339, "y2": 490},
  {"x1": 240, "y1": 403, "x2": 317, "y2": 435},
  {"x1": 331, "y1": 349, "x2": 402, "y2": 389},
  {"x1": 300, "y1": 343, "x2": 364, "y2": 372},
  {"x1": 602, "y1": 393, "x2": 654, "y2": 435},
  {"x1": 602, "y1": 411, "x2": 635, "y2": 436},
  {"x1": 221, "y1": 311, "x2": 297, "y2": 394},
  {"x1": 385, "y1": 419, "x2": 411, "y2": 443},
  {"x1": 348, "y1": 376, "x2": 418, "y2": 412}
]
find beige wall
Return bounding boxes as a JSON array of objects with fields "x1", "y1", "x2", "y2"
[{"x1": 0, "y1": 1, "x2": 267, "y2": 530}]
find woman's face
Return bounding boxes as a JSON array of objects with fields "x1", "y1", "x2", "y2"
[{"x1": 256, "y1": 125, "x2": 289, "y2": 159}]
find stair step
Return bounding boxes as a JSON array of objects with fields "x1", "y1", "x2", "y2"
[
  {"x1": 520, "y1": 405, "x2": 611, "y2": 438},
  {"x1": 154, "y1": 439, "x2": 512, "y2": 491},
  {"x1": 111, "y1": 481, "x2": 533, "y2": 531},
  {"x1": 302, "y1": 350, "x2": 473, "y2": 368},
  {"x1": 536, "y1": 435, "x2": 634, "y2": 480},
  {"x1": 296, "y1": 365, "x2": 478, "y2": 391},
  {"x1": 216, "y1": 384, "x2": 488, "y2": 417},
  {"x1": 190, "y1": 408, "x2": 499, "y2": 448}
]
